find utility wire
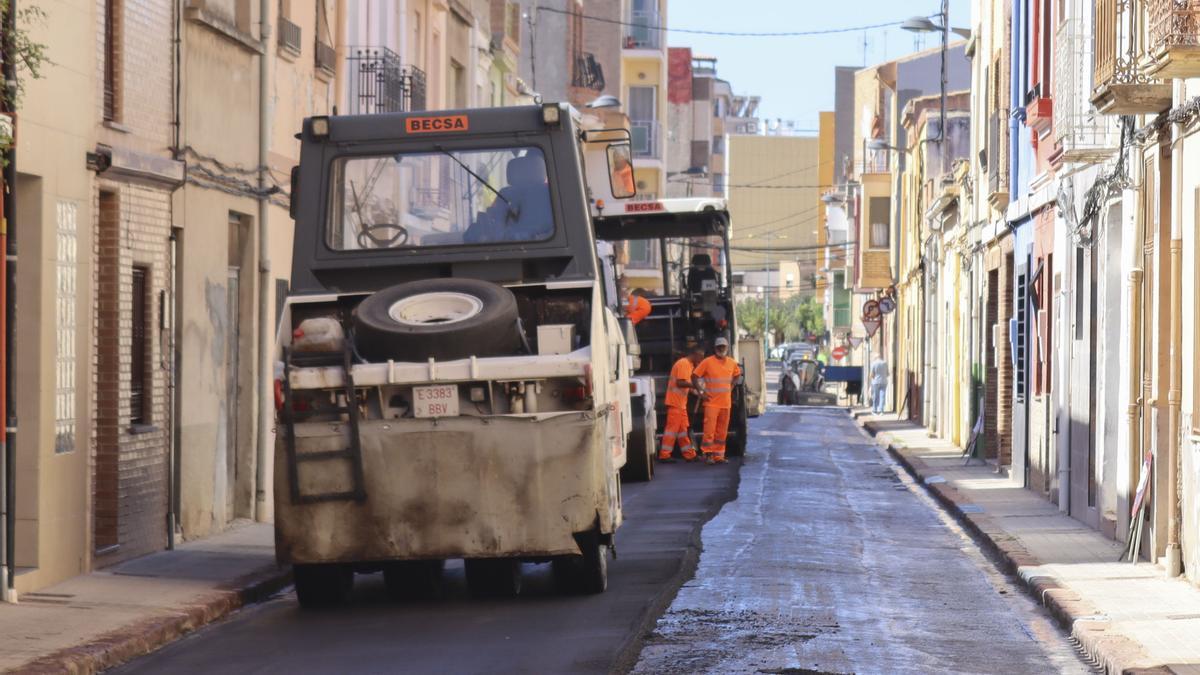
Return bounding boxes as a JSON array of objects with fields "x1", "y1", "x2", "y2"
[{"x1": 536, "y1": 7, "x2": 903, "y2": 37}]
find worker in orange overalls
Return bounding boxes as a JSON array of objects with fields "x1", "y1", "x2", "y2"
[
  {"x1": 693, "y1": 336, "x2": 741, "y2": 464},
  {"x1": 625, "y1": 288, "x2": 651, "y2": 325},
  {"x1": 658, "y1": 345, "x2": 705, "y2": 463}
]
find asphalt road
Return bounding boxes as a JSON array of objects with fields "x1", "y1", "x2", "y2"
[
  {"x1": 631, "y1": 402, "x2": 1092, "y2": 674},
  {"x1": 112, "y1": 450, "x2": 742, "y2": 674},
  {"x1": 115, "y1": 365, "x2": 1090, "y2": 675}
]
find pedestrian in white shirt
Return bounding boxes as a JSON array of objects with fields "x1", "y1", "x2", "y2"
[{"x1": 870, "y1": 356, "x2": 888, "y2": 414}]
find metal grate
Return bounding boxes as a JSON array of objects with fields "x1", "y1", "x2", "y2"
[
  {"x1": 987, "y1": 110, "x2": 1009, "y2": 195},
  {"x1": 103, "y1": 0, "x2": 118, "y2": 121},
  {"x1": 130, "y1": 267, "x2": 149, "y2": 425},
  {"x1": 572, "y1": 52, "x2": 606, "y2": 91},
  {"x1": 315, "y1": 40, "x2": 336, "y2": 74},
  {"x1": 1150, "y1": 0, "x2": 1200, "y2": 49},
  {"x1": 631, "y1": 119, "x2": 661, "y2": 158},
  {"x1": 345, "y1": 47, "x2": 427, "y2": 114},
  {"x1": 278, "y1": 16, "x2": 302, "y2": 53},
  {"x1": 1054, "y1": 16, "x2": 1118, "y2": 160}
]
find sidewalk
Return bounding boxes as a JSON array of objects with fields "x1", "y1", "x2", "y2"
[
  {"x1": 856, "y1": 411, "x2": 1200, "y2": 675},
  {"x1": 0, "y1": 521, "x2": 288, "y2": 674}
]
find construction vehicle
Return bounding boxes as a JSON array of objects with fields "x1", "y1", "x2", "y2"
[
  {"x1": 592, "y1": 198, "x2": 762, "y2": 457},
  {"x1": 274, "y1": 104, "x2": 644, "y2": 606}
]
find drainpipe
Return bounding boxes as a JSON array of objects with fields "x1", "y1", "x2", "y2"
[
  {"x1": 1008, "y1": 0, "x2": 1022, "y2": 195},
  {"x1": 1165, "y1": 100, "x2": 1184, "y2": 577},
  {"x1": 1, "y1": 0, "x2": 18, "y2": 602},
  {"x1": 255, "y1": 0, "x2": 273, "y2": 522}
]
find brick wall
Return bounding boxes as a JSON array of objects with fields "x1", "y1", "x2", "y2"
[
  {"x1": 95, "y1": 0, "x2": 173, "y2": 147},
  {"x1": 92, "y1": 181, "x2": 173, "y2": 566}
]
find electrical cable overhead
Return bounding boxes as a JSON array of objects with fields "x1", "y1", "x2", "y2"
[{"x1": 536, "y1": 6, "x2": 903, "y2": 37}]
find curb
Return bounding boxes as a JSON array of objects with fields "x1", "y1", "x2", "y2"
[
  {"x1": 8, "y1": 565, "x2": 292, "y2": 674},
  {"x1": 855, "y1": 416, "x2": 1161, "y2": 675}
]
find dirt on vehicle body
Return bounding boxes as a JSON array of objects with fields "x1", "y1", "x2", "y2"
[{"x1": 274, "y1": 105, "x2": 639, "y2": 605}]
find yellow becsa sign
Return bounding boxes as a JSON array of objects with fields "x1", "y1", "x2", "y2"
[{"x1": 405, "y1": 115, "x2": 470, "y2": 134}]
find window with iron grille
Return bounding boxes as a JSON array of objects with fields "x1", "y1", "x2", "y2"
[
  {"x1": 130, "y1": 266, "x2": 150, "y2": 425},
  {"x1": 103, "y1": 0, "x2": 121, "y2": 121},
  {"x1": 278, "y1": 0, "x2": 301, "y2": 54},
  {"x1": 1015, "y1": 271, "x2": 1028, "y2": 402}
]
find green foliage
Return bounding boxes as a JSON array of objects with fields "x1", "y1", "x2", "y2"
[
  {"x1": 0, "y1": 1, "x2": 50, "y2": 158},
  {"x1": 736, "y1": 294, "x2": 825, "y2": 346}
]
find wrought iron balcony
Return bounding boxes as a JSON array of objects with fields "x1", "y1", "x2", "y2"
[
  {"x1": 346, "y1": 46, "x2": 427, "y2": 114},
  {"x1": 1054, "y1": 18, "x2": 1117, "y2": 162},
  {"x1": 1091, "y1": 0, "x2": 1171, "y2": 114},
  {"x1": 631, "y1": 119, "x2": 661, "y2": 159},
  {"x1": 278, "y1": 16, "x2": 301, "y2": 55},
  {"x1": 572, "y1": 52, "x2": 606, "y2": 91},
  {"x1": 624, "y1": 9, "x2": 662, "y2": 50},
  {"x1": 315, "y1": 40, "x2": 337, "y2": 75},
  {"x1": 1146, "y1": 0, "x2": 1200, "y2": 78}
]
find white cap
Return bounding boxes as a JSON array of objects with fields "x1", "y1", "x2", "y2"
[{"x1": 714, "y1": 337, "x2": 729, "y2": 348}]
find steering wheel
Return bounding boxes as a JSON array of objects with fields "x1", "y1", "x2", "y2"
[{"x1": 356, "y1": 222, "x2": 409, "y2": 249}]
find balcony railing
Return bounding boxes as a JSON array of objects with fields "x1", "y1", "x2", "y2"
[
  {"x1": 624, "y1": 9, "x2": 662, "y2": 50},
  {"x1": 987, "y1": 109, "x2": 1010, "y2": 209},
  {"x1": 1054, "y1": 18, "x2": 1117, "y2": 161},
  {"x1": 631, "y1": 119, "x2": 661, "y2": 159},
  {"x1": 1147, "y1": 0, "x2": 1200, "y2": 78},
  {"x1": 278, "y1": 16, "x2": 301, "y2": 54},
  {"x1": 572, "y1": 52, "x2": 606, "y2": 91},
  {"x1": 346, "y1": 46, "x2": 427, "y2": 114},
  {"x1": 315, "y1": 40, "x2": 337, "y2": 75},
  {"x1": 1092, "y1": 0, "x2": 1172, "y2": 113}
]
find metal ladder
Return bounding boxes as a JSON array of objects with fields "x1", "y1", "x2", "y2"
[{"x1": 280, "y1": 344, "x2": 368, "y2": 504}]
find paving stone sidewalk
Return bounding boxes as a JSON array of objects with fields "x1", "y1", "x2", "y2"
[
  {"x1": 856, "y1": 411, "x2": 1200, "y2": 675},
  {"x1": 0, "y1": 521, "x2": 288, "y2": 674}
]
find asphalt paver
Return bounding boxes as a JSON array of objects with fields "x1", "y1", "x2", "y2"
[{"x1": 631, "y1": 405, "x2": 1093, "y2": 675}]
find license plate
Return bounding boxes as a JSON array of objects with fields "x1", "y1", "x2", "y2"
[{"x1": 413, "y1": 384, "x2": 460, "y2": 418}]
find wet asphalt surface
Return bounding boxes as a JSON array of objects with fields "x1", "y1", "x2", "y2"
[
  {"x1": 631, "y1": 402, "x2": 1093, "y2": 674},
  {"x1": 111, "y1": 448, "x2": 741, "y2": 674},
  {"x1": 113, "y1": 366, "x2": 1091, "y2": 675}
]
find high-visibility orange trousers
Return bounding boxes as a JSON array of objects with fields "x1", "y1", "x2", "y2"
[
  {"x1": 701, "y1": 405, "x2": 731, "y2": 460},
  {"x1": 659, "y1": 406, "x2": 695, "y2": 460}
]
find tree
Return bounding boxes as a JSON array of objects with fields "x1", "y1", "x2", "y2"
[
  {"x1": 736, "y1": 294, "x2": 825, "y2": 346},
  {"x1": 0, "y1": 0, "x2": 49, "y2": 161}
]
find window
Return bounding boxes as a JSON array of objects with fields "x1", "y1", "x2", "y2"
[
  {"x1": 712, "y1": 173, "x2": 724, "y2": 195},
  {"x1": 626, "y1": 239, "x2": 658, "y2": 268},
  {"x1": 55, "y1": 201, "x2": 78, "y2": 453},
  {"x1": 103, "y1": 0, "x2": 121, "y2": 121},
  {"x1": 130, "y1": 266, "x2": 150, "y2": 425},
  {"x1": 450, "y1": 60, "x2": 467, "y2": 108},
  {"x1": 1015, "y1": 270, "x2": 1028, "y2": 402},
  {"x1": 868, "y1": 196, "x2": 890, "y2": 248},
  {"x1": 607, "y1": 143, "x2": 636, "y2": 199},
  {"x1": 328, "y1": 147, "x2": 555, "y2": 250}
]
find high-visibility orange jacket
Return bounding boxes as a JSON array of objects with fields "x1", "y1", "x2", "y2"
[
  {"x1": 626, "y1": 294, "x2": 651, "y2": 325},
  {"x1": 615, "y1": 164, "x2": 635, "y2": 195},
  {"x1": 664, "y1": 357, "x2": 695, "y2": 409},
  {"x1": 694, "y1": 355, "x2": 741, "y2": 409}
]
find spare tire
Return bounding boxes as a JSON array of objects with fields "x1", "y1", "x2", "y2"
[{"x1": 352, "y1": 278, "x2": 522, "y2": 361}]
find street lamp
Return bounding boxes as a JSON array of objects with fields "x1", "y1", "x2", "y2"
[
  {"x1": 747, "y1": 232, "x2": 786, "y2": 353},
  {"x1": 900, "y1": 1, "x2": 970, "y2": 172}
]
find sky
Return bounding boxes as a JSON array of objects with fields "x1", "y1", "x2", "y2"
[{"x1": 665, "y1": 0, "x2": 972, "y2": 132}]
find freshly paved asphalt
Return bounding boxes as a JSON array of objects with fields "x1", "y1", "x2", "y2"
[
  {"x1": 112, "y1": 447, "x2": 741, "y2": 674},
  {"x1": 631, "y1": 404, "x2": 1092, "y2": 674},
  {"x1": 115, "y1": 367, "x2": 1091, "y2": 675}
]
